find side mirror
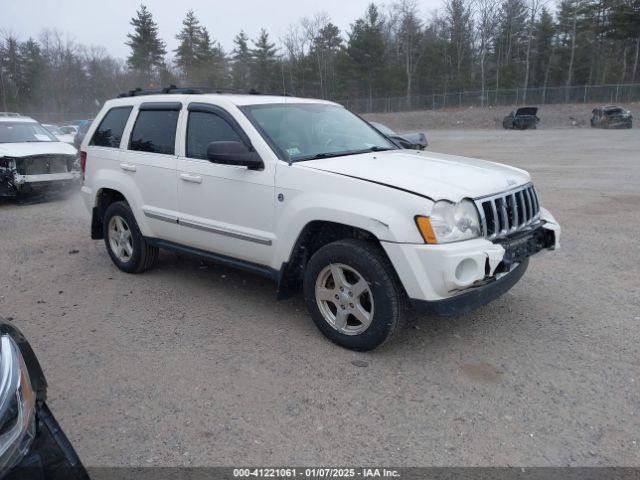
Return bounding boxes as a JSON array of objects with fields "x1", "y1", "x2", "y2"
[{"x1": 206, "y1": 141, "x2": 264, "y2": 170}]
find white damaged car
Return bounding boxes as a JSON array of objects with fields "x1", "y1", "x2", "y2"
[
  {"x1": 0, "y1": 113, "x2": 80, "y2": 196},
  {"x1": 81, "y1": 90, "x2": 561, "y2": 351}
]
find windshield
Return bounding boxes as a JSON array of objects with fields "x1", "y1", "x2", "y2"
[
  {"x1": 0, "y1": 122, "x2": 58, "y2": 143},
  {"x1": 242, "y1": 103, "x2": 397, "y2": 162},
  {"x1": 369, "y1": 121, "x2": 396, "y2": 136}
]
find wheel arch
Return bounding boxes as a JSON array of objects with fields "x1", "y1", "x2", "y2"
[
  {"x1": 91, "y1": 187, "x2": 131, "y2": 239},
  {"x1": 276, "y1": 220, "x2": 402, "y2": 299}
]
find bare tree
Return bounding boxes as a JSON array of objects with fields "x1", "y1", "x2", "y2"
[
  {"x1": 281, "y1": 23, "x2": 309, "y2": 95},
  {"x1": 523, "y1": 0, "x2": 545, "y2": 102},
  {"x1": 474, "y1": 0, "x2": 498, "y2": 106},
  {"x1": 565, "y1": 0, "x2": 579, "y2": 89},
  {"x1": 391, "y1": 0, "x2": 426, "y2": 102}
]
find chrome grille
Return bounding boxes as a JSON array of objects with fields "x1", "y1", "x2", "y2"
[{"x1": 475, "y1": 184, "x2": 541, "y2": 240}]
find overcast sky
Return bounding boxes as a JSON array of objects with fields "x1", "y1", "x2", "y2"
[{"x1": 2, "y1": 0, "x2": 443, "y2": 59}]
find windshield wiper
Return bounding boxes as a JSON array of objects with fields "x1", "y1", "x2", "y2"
[
  {"x1": 368, "y1": 146, "x2": 394, "y2": 152},
  {"x1": 295, "y1": 146, "x2": 395, "y2": 162}
]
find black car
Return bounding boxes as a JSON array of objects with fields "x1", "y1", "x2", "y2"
[
  {"x1": 503, "y1": 107, "x2": 539, "y2": 130},
  {"x1": 369, "y1": 121, "x2": 428, "y2": 150},
  {"x1": 591, "y1": 106, "x2": 633, "y2": 129},
  {"x1": 0, "y1": 319, "x2": 89, "y2": 480}
]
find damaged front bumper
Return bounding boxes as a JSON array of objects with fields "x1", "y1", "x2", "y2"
[
  {"x1": 382, "y1": 208, "x2": 560, "y2": 315},
  {"x1": 0, "y1": 157, "x2": 81, "y2": 197},
  {"x1": 5, "y1": 402, "x2": 90, "y2": 480}
]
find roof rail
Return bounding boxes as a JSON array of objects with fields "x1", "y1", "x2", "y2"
[
  {"x1": 116, "y1": 85, "x2": 264, "y2": 98},
  {"x1": 0, "y1": 112, "x2": 22, "y2": 117}
]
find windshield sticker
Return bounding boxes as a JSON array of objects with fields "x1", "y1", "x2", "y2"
[{"x1": 286, "y1": 147, "x2": 301, "y2": 156}]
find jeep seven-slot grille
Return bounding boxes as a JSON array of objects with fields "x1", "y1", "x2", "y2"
[{"x1": 475, "y1": 184, "x2": 541, "y2": 240}]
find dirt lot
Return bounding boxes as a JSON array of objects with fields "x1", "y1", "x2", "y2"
[
  {"x1": 0, "y1": 129, "x2": 639, "y2": 467},
  {"x1": 364, "y1": 102, "x2": 639, "y2": 130}
]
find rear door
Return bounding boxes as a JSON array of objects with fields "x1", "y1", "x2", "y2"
[
  {"x1": 176, "y1": 102, "x2": 276, "y2": 266},
  {"x1": 123, "y1": 102, "x2": 181, "y2": 241}
]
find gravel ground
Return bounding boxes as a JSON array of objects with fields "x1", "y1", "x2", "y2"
[
  {"x1": 364, "y1": 102, "x2": 638, "y2": 130},
  {"x1": 0, "y1": 129, "x2": 639, "y2": 467}
]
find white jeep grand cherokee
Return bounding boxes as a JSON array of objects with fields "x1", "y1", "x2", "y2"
[{"x1": 80, "y1": 88, "x2": 560, "y2": 351}]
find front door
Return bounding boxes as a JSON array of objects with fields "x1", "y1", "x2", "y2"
[{"x1": 177, "y1": 104, "x2": 276, "y2": 267}]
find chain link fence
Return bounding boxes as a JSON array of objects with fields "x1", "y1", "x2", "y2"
[
  {"x1": 13, "y1": 83, "x2": 640, "y2": 122},
  {"x1": 340, "y1": 83, "x2": 640, "y2": 114}
]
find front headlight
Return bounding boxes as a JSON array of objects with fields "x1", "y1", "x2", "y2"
[
  {"x1": 416, "y1": 199, "x2": 482, "y2": 244},
  {"x1": 0, "y1": 335, "x2": 36, "y2": 472}
]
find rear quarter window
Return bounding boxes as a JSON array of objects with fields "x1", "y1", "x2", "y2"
[
  {"x1": 90, "y1": 107, "x2": 132, "y2": 148},
  {"x1": 129, "y1": 109, "x2": 180, "y2": 155}
]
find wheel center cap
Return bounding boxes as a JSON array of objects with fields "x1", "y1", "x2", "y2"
[{"x1": 339, "y1": 291, "x2": 351, "y2": 304}]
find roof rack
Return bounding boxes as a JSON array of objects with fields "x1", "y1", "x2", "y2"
[
  {"x1": 117, "y1": 85, "x2": 263, "y2": 98},
  {"x1": 0, "y1": 112, "x2": 22, "y2": 117}
]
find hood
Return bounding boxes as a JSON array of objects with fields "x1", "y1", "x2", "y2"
[
  {"x1": 0, "y1": 141, "x2": 77, "y2": 158},
  {"x1": 515, "y1": 107, "x2": 538, "y2": 117},
  {"x1": 604, "y1": 108, "x2": 630, "y2": 117},
  {"x1": 299, "y1": 150, "x2": 531, "y2": 202},
  {"x1": 55, "y1": 134, "x2": 75, "y2": 145},
  {"x1": 402, "y1": 132, "x2": 428, "y2": 147}
]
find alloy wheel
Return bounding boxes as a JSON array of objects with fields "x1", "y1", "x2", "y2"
[{"x1": 315, "y1": 263, "x2": 375, "y2": 335}]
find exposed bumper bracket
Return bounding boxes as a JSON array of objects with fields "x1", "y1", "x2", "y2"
[{"x1": 410, "y1": 259, "x2": 529, "y2": 316}]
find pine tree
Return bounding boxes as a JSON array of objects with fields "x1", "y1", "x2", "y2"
[
  {"x1": 19, "y1": 38, "x2": 45, "y2": 108},
  {"x1": 231, "y1": 31, "x2": 252, "y2": 90},
  {"x1": 250, "y1": 29, "x2": 279, "y2": 93},
  {"x1": 126, "y1": 5, "x2": 167, "y2": 84},
  {"x1": 309, "y1": 21, "x2": 342, "y2": 98},
  {"x1": 174, "y1": 10, "x2": 202, "y2": 82},
  {"x1": 195, "y1": 27, "x2": 227, "y2": 87},
  {"x1": 347, "y1": 4, "x2": 387, "y2": 103}
]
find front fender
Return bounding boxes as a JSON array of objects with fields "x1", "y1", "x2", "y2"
[{"x1": 273, "y1": 164, "x2": 431, "y2": 269}]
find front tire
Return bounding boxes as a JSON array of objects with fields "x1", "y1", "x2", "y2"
[
  {"x1": 303, "y1": 240, "x2": 404, "y2": 351},
  {"x1": 103, "y1": 201, "x2": 158, "y2": 273}
]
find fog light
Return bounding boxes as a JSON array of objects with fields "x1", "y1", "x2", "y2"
[{"x1": 455, "y1": 258, "x2": 478, "y2": 284}]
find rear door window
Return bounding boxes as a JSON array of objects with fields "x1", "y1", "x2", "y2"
[
  {"x1": 186, "y1": 111, "x2": 242, "y2": 160},
  {"x1": 129, "y1": 108, "x2": 180, "y2": 155},
  {"x1": 90, "y1": 107, "x2": 132, "y2": 148}
]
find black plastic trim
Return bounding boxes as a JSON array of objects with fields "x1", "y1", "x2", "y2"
[
  {"x1": 145, "y1": 237, "x2": 279, "y2": 281},
  {"x1": 139, "y1": 101, "x2": 183, "y2": 111},
  {"x1": 410, "y1": 259, "x2": 529, "y2": 316},
  {"x1": 8, "y1": 402, "x2": 90, "y2": 480},
  {"x1": 187, "y1": 103, "x2": 252, "y2": 147}
]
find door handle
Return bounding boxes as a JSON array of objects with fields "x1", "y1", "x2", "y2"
[
  {"x1": 180, "y1": 173, "x2": 203, "y2": 184},
  {"x1": 120, "y1": 163, "x2": 137, "y2": 172}
]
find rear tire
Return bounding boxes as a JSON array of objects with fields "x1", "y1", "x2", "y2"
[
  {"x1": 303, "y1": 239, "x2": 404, "y2": 351},
  {"x1": 103, "y1": 201, "x2": 158, "y2": 273}
]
